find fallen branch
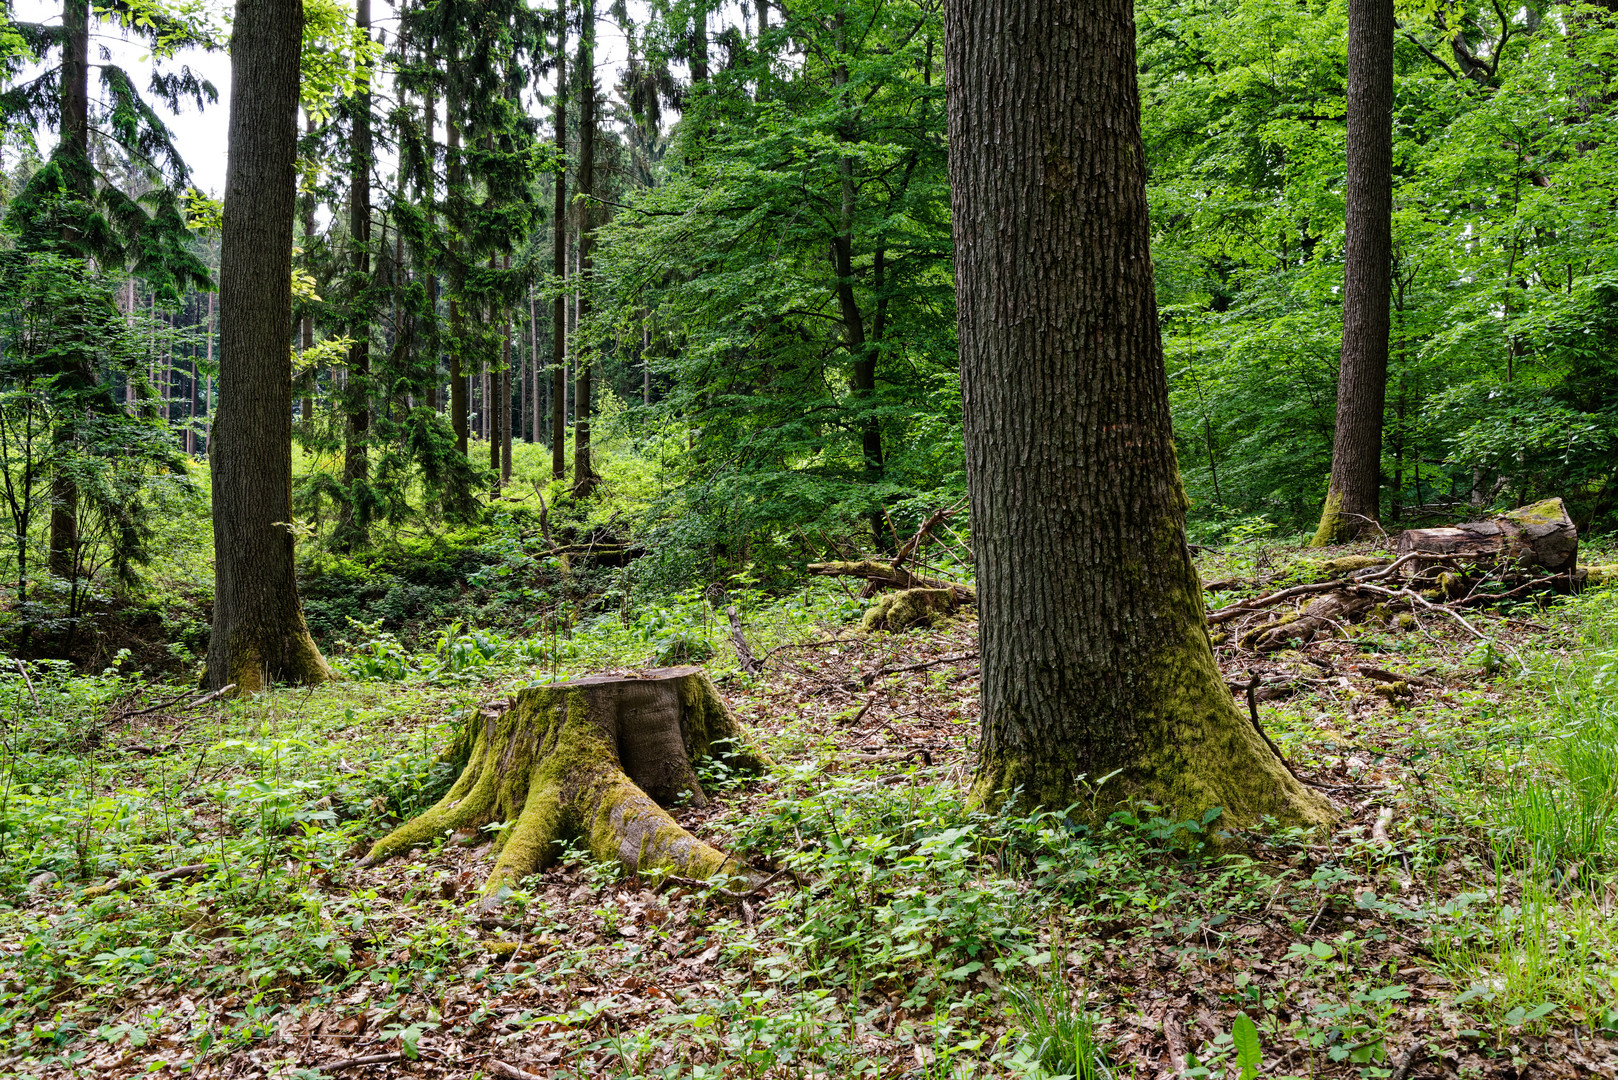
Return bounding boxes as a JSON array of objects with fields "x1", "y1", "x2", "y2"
[
  {"x1": 14, "y1": 659, "x2": 38, "y2": 709},
  {"x1": 1241, "y1": 672, "x2": 1323, "y2": 790},
  {"x1": 1347, "y1": 582, "x2": 1524, "y2": 669},
  {"x1": 658, "y1": 867, "x2": 800, "y2": 900},
  {"x1": 80, "y1": 863, "x2": 209, "y2": 899},
  {"x1": 862, "y1": 652, "x2": 978, "y2": 687},
  {"x1": 313, "y1": 1053, "x2": 405, "y2": 1072},
  {"x1": 806, "y1": 560, "x2": 974, "y2": 599},
  {"x1": 726, "y1": 606, "x2": 762, "y2": 675}
]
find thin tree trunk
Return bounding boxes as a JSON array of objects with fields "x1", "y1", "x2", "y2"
[
  {"x1": 337, "y1": 0, "x2": 373, "y2": 551},
  {"x1": 300, "y1": 112, "x2": 316, "y2": 427},
  {"x1": 942, "y1": 0, "x2": 1328, "y2": 825},
  {"x1": 447, "y1": 103, "x2": 468, "y2": 456},
  {"x1": 502, "y1": 253, "x2": 513, "y2": 481},
  {"x1": 1312, "y1": 0, "x2": 1395, "y2": 545},
  {"x1": 530, "y1": 288, "x2": 540, "y2": 443},
  {"x1": 204, "y1": 290, "x2": 214, "y2": 454},
  {"x1": 572, "y1": 0, "x2": 597, "y2": 497},
  {"x1": 551, "y1": 3, "x2": 567, "y2": 478},
  {"x1": 207, "y1": 0, "x2": 331, "y2": 692}
]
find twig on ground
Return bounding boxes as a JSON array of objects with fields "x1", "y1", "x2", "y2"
[
  {"x1": 1242, "y1": 671, "x2": 1325, "y2": 789},
  {"x1": 312, "y1": 1053, "x2": 405, "y2": 1072},
  {"x1": 80, "y1": 863, "x2": 209, "y2": 899},
  {"x1": 862, "y1": 652, "x2": 978, "y2": 687},
  {"x1": 488, "y1": 1061, "x2": 548, "y2": 1080}
]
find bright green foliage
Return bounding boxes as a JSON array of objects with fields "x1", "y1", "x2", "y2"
[
  {"x1": 592, "y1": 0, "x2": 958, "y2": 577},
  {"x1": 1145, "y1": 0, "x2": 1618, "y2": 532},
  {"x1": 0, "y1": 252, "x2": 195, "y2": 646}
]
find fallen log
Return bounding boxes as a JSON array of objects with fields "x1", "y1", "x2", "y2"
[
  {"x1": 1394, "y1": 498, "x2": 1577, "y2": 576},
  {"x1": 807, "y1": 560, "x2": 974, "y2": 599}
]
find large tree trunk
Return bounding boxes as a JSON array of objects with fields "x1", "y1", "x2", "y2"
[
  {"x1": 1312, "y1": 0, "x2": 1395, "y2": 546},
  {"x1": 337, "y1": 0, "x2": 373, "y2": 551},
  {"x1": 360, "y1": 667, "x2": 767, "y2": 907},
  {"x1": 551, "y1": 4, "x2": 568, "y2": 481},
  {"x1": 47, "y1": 0, "x2": 92, "y2": 579},
  {"x1": 943, "y1": 0, "x2": 1330, "y2": 825},
  {"x1": 206, "y1": 0, "x2": 332, "y2": 693},
  {"x1": 572, "y1": 0, "x2": 598, "y2": 498}
]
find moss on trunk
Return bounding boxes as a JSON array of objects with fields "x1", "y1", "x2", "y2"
[{"x1": 360, "y1": 666, "x2": 769, "y2": 906}]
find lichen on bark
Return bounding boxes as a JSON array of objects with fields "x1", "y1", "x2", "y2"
[{"x1": 360, "y1": 667, "x2": 768, "y2": 905}]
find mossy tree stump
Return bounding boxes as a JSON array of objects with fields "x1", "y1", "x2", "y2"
[{"x1": 359, "y1": 667, "x2": 769, "y2": 905}]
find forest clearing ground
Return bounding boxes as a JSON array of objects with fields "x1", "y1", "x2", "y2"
[{"x1": 2, "y1": 554, "x2": 1618, "y2": 1078}]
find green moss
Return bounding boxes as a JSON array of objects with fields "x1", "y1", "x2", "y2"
[
  {"x1": 366, "y1": 676, "x2": 754, "y2": 898},
  {"x1": 1501, "y1": 498, "x2": 1567, "y2": 527},
  {"x1": 970, "y1": 512, "x2": 1334, "y2": 832},
  {"x1": 1309, "y1": 488, "x2": 1348, "y2": 548},
  {"x1": 860, "y1": 588, "x2": 960, "y2": 633}
]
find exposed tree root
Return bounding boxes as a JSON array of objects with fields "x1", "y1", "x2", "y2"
[{"x1": 359, "y1": 667, "x2": 771, "y2": 910}]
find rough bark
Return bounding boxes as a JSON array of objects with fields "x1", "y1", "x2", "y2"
[
  {"x1": 360, "y1": 667, "x2": 768, "y2": 905},
  {"x1": 572, "y1": 0, "x2": 598, "y2": 497},
  {"x1": 1312, "y1": 0, "x2": 1396, "y2": 546},
  {"x1": 47, "y1": 0, "x2": 92, "y2": 579},
  {"x1": 1394, "y1": 497, "x2": 1578, "y2": 575},
  {"x1": 943, "y1": 0, "x2": 1330, "y2": 825},
  {"x1": 337, "y1": 0, "x2": 373, "y2": 551},
  {"x1": 447, "y1": 103, "x2": 468, "y2": 457},
  {"x1": 551, "y1": 3, "x2": 568, "y2": 480},
  {"x1": 206, "y1": 0, "x2": 332, "y2": 693}
]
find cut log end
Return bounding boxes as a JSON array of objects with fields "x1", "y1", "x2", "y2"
[
  {"x1": 1395, "y1": 497, "x2": 1577, "y2": 576},
  {"x1": 360, "y1": 667, "x2": 770, "y2": 904}
]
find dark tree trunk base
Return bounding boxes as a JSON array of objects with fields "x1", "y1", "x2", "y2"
[{"x1": 360, "y1": 667, "x2": 769, "y2": 908}]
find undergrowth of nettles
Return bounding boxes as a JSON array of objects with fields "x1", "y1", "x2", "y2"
[{"x1": 1, "y1": 532, "x2": 1618, "y2": 1078}]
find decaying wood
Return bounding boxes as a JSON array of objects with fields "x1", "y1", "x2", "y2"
[
  {"x1": 80, "y1": 863, "x2": 209, "y2": 899},
  {"x1": 806, "y1": 560, "x2": 974, "y2": 599},
  {"x1": 1394, "y1": 497, "x2": 1577, "y2": 575},
  {"x1": 1213, "y1": 501, "x2": 1577, "y2": 655},
  {"x1": 359, "y1": 667, "x2": 772, "y2": 910},
  {"x1": 727, "y1": 606, "x2": 762, "y2": 675}
]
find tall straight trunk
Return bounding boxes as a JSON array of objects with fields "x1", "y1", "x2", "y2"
[
  {"x1": 207, "y1": 0, "x2": 331, "y2": 692},
  {"x1": 831, "y1": 13, "x2": 883, "y2": 545},
  {"x1": 1312, "y1": 0, "x2": 1395, "y2": 546},
  {"x1": 530, "y1": 289, "x2": 540, "y2": 443},
  {"x1": 337, "y1": 0, "x2": 373, "y2": 551},
  {"x1": 204, "y1": 290, "x2": 214, "y2": 454},
  {"x1": 447, "y1": 105, "x2": 468, "y2": 455},
  {"x1": 422, "y1": 72, "x2": 439, "y2": 413},
  {"x1": 300, "y1": 112, "x2": 316, "y2": 426},
  {"x1": 502, "y1": 253, "x2": 513, "y2": 480},
  {"x1": 47, "y1": 0, "x2": 92, "y2": 578},
  {"x1": 551, "y1": 4, "x2": 568, "y2": 479},
  {"x1": 691, "y1": 2, "x2": 709, "y2": 83},
  {"x1": 572, "y1": 0, "x2": 598, "y2": 497},
  {"x1": 942, "y1": 0, "x2": 1328, "y2": 825}
]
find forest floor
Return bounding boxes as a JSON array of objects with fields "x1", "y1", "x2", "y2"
[{"x1": 2, "y1": 545, "x2": 1617, "y2": 1079}]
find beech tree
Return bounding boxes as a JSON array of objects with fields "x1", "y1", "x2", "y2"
[
  {"x1": 942, "y1": 0, "x2": 1330, "y2": 825},
  {"x1": 1313, "y1": 0, "x2": 1396, "y2": 545},
  {"x1": 206, "y1": 0, "x2": 331, "y2": 692}
]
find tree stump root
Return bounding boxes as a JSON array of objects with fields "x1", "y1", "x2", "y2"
[{"x1": 358, "y1": 667, "x2": 770, "y2": 908}]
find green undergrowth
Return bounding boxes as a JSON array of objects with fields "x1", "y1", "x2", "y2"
[{"x1": 2, "y1": 554, "x2": 1618, "y2": 1075}]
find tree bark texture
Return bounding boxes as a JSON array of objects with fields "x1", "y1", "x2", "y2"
[
  {"x1": 47, "y1": 0, "x2": 92, "y2": 579},
  {"x1": 360, "y1": 667, "x2": 768, "y2": 906},
  {"x1": 338, "y1": 0, "x2": 373, "y2": 550},
  {"x1": 1395, "y1": 497, "x2": 1578, "y2": 575},
  {"x1": 447, "y1": 105, "x2": 468, "y2": 456},
  {"x1": 572, "y1": 0, "x2": 598, "y2": 498},
  {"x1": 206, "y1": 0, "x2": 332, "y2": 693},
  {"x1": 551, "y1": 5, "x2": 568, "y2": 480},
  {"x1": 1312, "y1": 0, "x2": 1395, "y2": 546},
  {"x1": 943, "y1": 0, "x2": 1330, "y2": 825}
]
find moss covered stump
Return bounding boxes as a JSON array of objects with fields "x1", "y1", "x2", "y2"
[{"x1": 359, "y1": 667, "x2": 769, "y2": 905}]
